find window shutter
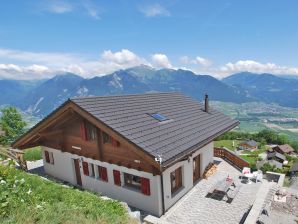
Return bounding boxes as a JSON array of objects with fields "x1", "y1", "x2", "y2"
[
  {"x1": 100, "y1": 167, "x2": 108, "y2": 182},
  {"x1": 141, "y1": 177, "x2": 151, "y2": 196},
  {"x1": 80, "y1": 121, "x2": 87, "y2": 141},
  {"x1": 111, "y1": 138, "x2": 116, "y2": 147},
  {"x1": 82, "y1": 162, "x2": 89, "y2": 176},
  {"x1": 44, "y1": 151, "x2": 50, "y2": 163},
  {"x1": 113, "y1": 170, "x2": 121, "y2": 186}
]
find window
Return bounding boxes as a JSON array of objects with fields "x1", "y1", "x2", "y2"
[
  {"x1": 103, "y1": 132, "x2": 120, "y2": 147},
  {"x1": 86, "y1": 123, "x2": 97, "y2": 141},
  {"x1": 124, "y1": 173, "x2": 141, "y2": 191},
  {"x1": 151, "y1": 113, "x2": 167, "y2": 122},
  {"x1": 170, "y1": 167, "x2": 183, "y2": 195},
  {"x1": 44, "y1": 151, "x2": 54, "y2": 164},
  {"x1": 103, "y1": 132, "x2": 111, "y2": 144},
  {"x1": 97, "y1": 166, "x2": 108, "y2": 182},
  {"x1": 123, "y1": 173, "x2": 151, "y2": 195},
  {"x1": 89, "y1": 163, "x2": 95, "y2": 178},
  {"x1": 80, "y1": 121, "x2": 97, "y2": 141},
  {"x1": 82, "y1": 162, "x2": 98, "y2": 178}
]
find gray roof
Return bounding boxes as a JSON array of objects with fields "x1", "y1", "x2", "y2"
[
  {"x1": 290, "y1": 163, "x2": 298, "y2": 172},
  {"x1": 71, "y1": 92, "x2": 239, "y2": 166},
  {"x1": 268, "y1": 160, "x2": 283, "y2": 169},
  {"x1": 267, "y1": 151, "x2": 286, "y2": 161},
  {"x1": 241, "y1": 140, "x2": 258, "y2": 147}
]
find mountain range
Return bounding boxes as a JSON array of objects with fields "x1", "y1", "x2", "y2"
[
  {"x1": 222, "y1": 72, "x2": 298, "y2": 108},
  {"x1": 0, "y1": 66, "x2": 297, "y2": 117}
]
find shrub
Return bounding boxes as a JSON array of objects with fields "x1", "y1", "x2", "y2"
[{"x1": 23, "y1": 147, "x2": 42, "y2": 161}]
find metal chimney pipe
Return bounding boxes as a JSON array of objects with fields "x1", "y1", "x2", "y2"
[{"x1": 205, "y1": 94, "x2": 209, "y2": 113}]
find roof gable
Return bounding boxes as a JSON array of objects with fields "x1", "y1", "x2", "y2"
[{"x1": 276, "y1": 144, "x2": 294, "y2": 153}]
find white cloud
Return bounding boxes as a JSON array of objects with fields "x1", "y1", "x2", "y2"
[
  {"x1": 180, "y1": 56, "x2": 212, "y2": 67},
  {"x1": 0, "y1": 64, "x2": 53, "y2": 80},
  {"x1": 0, "y1": 48, "x2": 83, "y2": 66},
  {"x1": 220, "y1": 60, "x2": 298, "y2": 75},
  {"x1": 42, "y1": 0, "x2": 73, "y2": 14},
  {"x1": 0, "y1": 48, "x2": 149, "y2": 79},
  {"x1": 196, "y1": 56, "x2": 212, "y2": 67},
  {"x1": 101, "y1": 49, "x2": 144, "y2": 66},
  {"x1": 82, "y1": 0, "x2": 101, "y2": 20},
  {"x1": 151, "y1": 54, "x2": 172, "y2": 68},
  {"x1": 139, "y1": 4, "x2": 170, "y2": 17},
  {"x1": 39, "y1": 0, "x2": 102, "y2": 20}
]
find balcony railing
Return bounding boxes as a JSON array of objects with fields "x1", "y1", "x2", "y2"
[{"x1": 214, "y1": 147, "x2": 249, "y2": 170}]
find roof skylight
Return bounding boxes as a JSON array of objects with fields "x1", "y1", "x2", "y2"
[{"x1": 151, "y1": 113, "x2": 167, "y2": 122}]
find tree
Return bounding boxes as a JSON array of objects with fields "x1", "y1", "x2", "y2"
[
  {"x1": 0, "y1": 107, "x2": 26, "y2": 145},
  {"x1": 290, "y1": 141, "x2": 298, "y2": 153}
]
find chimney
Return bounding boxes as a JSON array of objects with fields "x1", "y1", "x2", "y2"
[{"x1": 204, "y1": 94, "x2": 209, "y2": 113}]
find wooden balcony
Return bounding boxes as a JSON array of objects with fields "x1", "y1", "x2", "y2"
[{"x1": 214, "y1": 147, "x2": 249, "y2": 170}]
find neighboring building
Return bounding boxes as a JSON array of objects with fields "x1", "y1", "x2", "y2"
[
  {"x1": 238, "y1": 140, "x2": 258, "y2": 151},
  {"x1": 12, "y1": 93, "x2": 239, "y2": 216},
  {"x1": 267, "y1": 151, "x2": 286, "y2": 169},
  {"x1": 289, "y1": 163, "x2": 298, "y2": 176},
  {"x1": 273, "y1": 144, "x2": 295, "y2": 155}
]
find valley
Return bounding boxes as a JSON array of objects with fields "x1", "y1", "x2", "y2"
[{"x1": 211, "y1": 101, "x2": 298, "y2": 140}]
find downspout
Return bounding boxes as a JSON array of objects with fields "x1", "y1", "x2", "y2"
[
  {"x1": 160, "y1": 169, "x2": 166, "y2": 215},
  {"x1": 156, "y1": 154, "x2": 166, "y2": 215}
]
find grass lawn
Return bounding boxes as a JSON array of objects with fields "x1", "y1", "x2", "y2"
[
  {"x1": 214, "y1": 140, "x2": 242, "y2": 151},
  {"x1": 0, "y1": 165, "x2": 132, "y2": 224},
  {"x1": 240, "y1": 155, "x2": 259, "y2": 165},
  {"x1": 23, "y1": 146, "x2": 42, "y2": 161}
]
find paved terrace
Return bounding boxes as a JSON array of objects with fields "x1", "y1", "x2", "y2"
[{"x1": 160, "y1": 157, "x2": 262, "y2": 224}]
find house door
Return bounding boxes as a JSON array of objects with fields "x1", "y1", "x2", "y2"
[
  {"x1": 193, "y1": 154, "x2": 201, "y2": 184},
  {"x1": 73, "y1": 159, "x2": 82, "y2": 186}
]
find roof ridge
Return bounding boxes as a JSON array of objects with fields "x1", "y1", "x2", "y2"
[{"x1": 70, "y1": 92, "x2": 183, "y2": 100}]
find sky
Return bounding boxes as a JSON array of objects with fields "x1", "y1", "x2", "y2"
[{"x1": 1, "y1": 0, "x2": 298, "y2": 80}]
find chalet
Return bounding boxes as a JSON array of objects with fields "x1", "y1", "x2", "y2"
[
  {"x1": 238, "y1": 140, "x2": 258, "y2": 151},
  {"x1": 267, "y1": 151, "x2": 286, "y2": 169},
  {"x1": 273, "y1": 144, "x2": 295, "y2": 155},
  {"x1": 12, "y1": 93, "x2": 239, "y2": 216}
]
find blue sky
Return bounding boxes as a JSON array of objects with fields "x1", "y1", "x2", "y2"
[{"x1": 0, "y1": 0, "x2": 298, "y2": 79}]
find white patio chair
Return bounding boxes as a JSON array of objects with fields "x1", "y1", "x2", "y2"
[
  {"x1": 256, "y1": 170, "x2": 263, "y2": 182},
  {"x1": 241, "y1": 167, "x2": 252, "y2": 183}
]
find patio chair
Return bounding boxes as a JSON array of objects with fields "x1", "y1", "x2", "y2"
[
  {"x1": 256, "y1": 170, "x2": 263, "y2": 182},
  {"x1": 240, "y1": 167, "x2": 252, "y2": 183}
]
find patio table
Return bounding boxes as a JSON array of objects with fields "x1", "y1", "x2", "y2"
[
  {"x1": 208, "y1": 178, "x2": 234, "y2": 200},
  {"x1": 214, "y1": 178, "x2": 234, "y2": 193}
]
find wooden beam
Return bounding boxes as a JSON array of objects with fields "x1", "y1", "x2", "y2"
[
  {"x1": 97, "y1": 129, "x2": 103, "y2": 161},
  {"x1": 12, "y1": 102, "x2": 73, "y2": 148},
  {"x1": 39, "y1": 129, "x2": 63, "y2": 137}
]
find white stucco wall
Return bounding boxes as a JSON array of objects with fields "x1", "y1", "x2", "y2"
[
  {"x1": 42, "y1": 142, "x2": 214, "y2": 216},
  {"x1": 41, "y1": 146, "x2": 163, "y2": 216},
  {"x1": 162, "y1": 142, "x2": 214, "y2": 211}
]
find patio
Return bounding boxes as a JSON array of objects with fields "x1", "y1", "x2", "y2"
[{"x1": 160, "y1": 157, "x2": 262, "y2": 224}]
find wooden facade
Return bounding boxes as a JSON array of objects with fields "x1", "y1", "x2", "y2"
[{"x1": 12, "y1": 101, "x2": 160, "y2": 175}]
